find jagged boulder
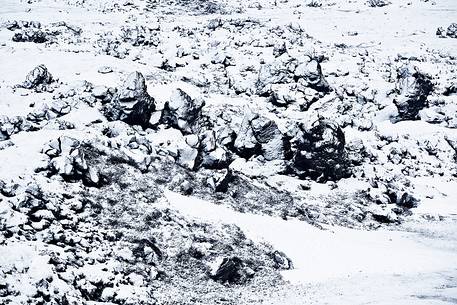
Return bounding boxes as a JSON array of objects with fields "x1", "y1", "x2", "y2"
[
  {"x1": 198, "y1": 130, "x2": 229, "y2": 169},
  {"x1": 393, "y1": 66, "x2": 434, "y2": 121},
  {"x1": 234, "y1": 112, "x2": 289, "y2": 161},
  {"x1": 446, "y1": 23, "x2": 457, "y2": 38},
  {"x1": 21, "y1": 65, "x2": 53, "y2": 90},
  {"x1": 103, "y1": 72, "x2": 156, "y2": 128},
  {"x1": 160, "y1": 88, "x2": 205, "y2": 134},
  {"x1": 292, "y1": 119, "x2": 349, "y2": 181},
  {"x1": 294, "y1": 56, "x2": 330, "y2": 93}
]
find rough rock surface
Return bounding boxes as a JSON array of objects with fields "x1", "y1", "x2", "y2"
[
  {"x1": 234, "y1": 111, "x2": 289, "y2": 161},
  {"x1": 1, "y1": 0, "x2": 457, "y2": 304},
  {"x1": 160, "y1": 88, "x2": 205, "y2": 134},
  {"x1": 292, "y1": 119, "x2": 349, "y2": 181},
  {"x1": 21, "y1": 64, "x2": 53, "y2": 90},
  {"x1": 393, "y1": 66, "x2": 434, "y2": 121},
  {"x1": 103, "y1": 72, "x2": 156, "y2": 128}
]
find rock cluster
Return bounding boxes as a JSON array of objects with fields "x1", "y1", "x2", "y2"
[
  {"x1": 12, "y1": 29, "x2": 48, "y2": 43},
  {"x1": 0, "y1": 116, "x2": 32, "y2": 141},
  {"x1": 436, "y1": 23, "x2": 457, "y2": 38},
  {"x1": 42, "y1": 136, "x2": 101, "y2": 186}
]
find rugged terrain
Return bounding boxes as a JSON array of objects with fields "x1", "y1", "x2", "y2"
[{"x1": 0, "y1": 0, "x2": 456, "y2": 304}]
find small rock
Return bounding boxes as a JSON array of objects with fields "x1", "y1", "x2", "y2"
[{"x1": 98, "y1": 66, "x2": 113, "y2": 74}]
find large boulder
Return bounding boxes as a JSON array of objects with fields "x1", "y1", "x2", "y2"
[
  {"x1": 21, "y1": 65, "x2": 53, "y2": 90},
  {"x1": 103, "y1": 72, "x2": 156, "y2": 128},
  {"x1": 234, "y1": 112, "x2": 289, "y2": 161},
  {"x1": 160, "y1": 88, "x2": 205, "y2": 134},
  {"x1": 292, "y1": 119, "x2": 349, "y2": 181},
  {"x1": 393, "y1": 66, "x2": 434, "y2": 121},
  {"x1": 294, "y1": 56, "x2": 330, "y2": 93}
]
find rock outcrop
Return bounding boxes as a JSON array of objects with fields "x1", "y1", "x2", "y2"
[{"x1": 103, "y1": 72, "x2": 156, "y2": 128}]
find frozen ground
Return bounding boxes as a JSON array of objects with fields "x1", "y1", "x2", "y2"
[
  {"x1": 166, "y1": 190, "x2": 457, "y2": 304},
  {"x1": 1, "y1": 0, "x2": 457, "y2": 304}
]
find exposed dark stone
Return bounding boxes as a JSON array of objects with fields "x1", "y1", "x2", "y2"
[
  {"x1": 393, "y1": 66, "x2": 434, "y2": 121},
  {"x1": 160, "y1": 88, "x2": 205, "y2": 134},
  {"x1": 372, "y1": 211, "x2": 397, "y2": 224},
  {"x1": 293, "y1": 119, "x2": 349, "y2": 181},
  {"x1": 211, "y1": 257, "x2": 244, "y2": 283},
  {"x1": 444, "y1": 83, "x2": 457, "y2": 96},
  {"x1": 436, "y1": 27, "x2": 446, "y2": 38},
  {"x1": 398, "y1": 192, "x2": 420, "y2": 209},
  {"x1": 103, "y1": 72, "x2": 156, "y2": 128},
  {"x1": 12, "y1": 29, "x2": 48, "y2": 43}
]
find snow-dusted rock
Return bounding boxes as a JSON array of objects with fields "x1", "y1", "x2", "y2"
[
  {"x1": 294, "y1": 57, "x2": 330, "y2": 93},
  {"x1": 234, "y1": 111, "x2": 289, "y2": 161},
  {"x1": 160, "y1": 88, "x2": 205, "y2": 134},
  {"x1": 103, "y1": 72, "x2": 156, "y2": 128},
  {"x1": 446, "y1": 23, "x2": 457, "y2": 38},
  {"x1": 0, "y1": 115, "x2": 32, "y2": 140},
  {"x1": 12, "y1": 28, "x2": 48, "y2": 43},
  {"x1": 21, "y1": 65, "x2": 53, "y2": 90},
  {"x1": 393, "y1": 66, "x2": 434, "y2": 121},
  {"x1": 256, "y1": 54, "x2": 296, "y2": 95},
  {"x1": 42, "y1": 136, "x2": 102, "y2": 186}
]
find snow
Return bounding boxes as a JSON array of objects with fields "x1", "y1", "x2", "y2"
[
  {"x1": 1, "y1": 0, "x2": 457, "y2": 303},
  {"x1": 165, "y1": 190, "x2": 457, "y2": 303}
]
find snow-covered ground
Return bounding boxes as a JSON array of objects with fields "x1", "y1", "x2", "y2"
[
  {"x1": 165, "y1": 190, "x2": 457, "y2": 304},
  {"x1": 1, "y1": 0, "x2": 457, "y2": 303}
]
